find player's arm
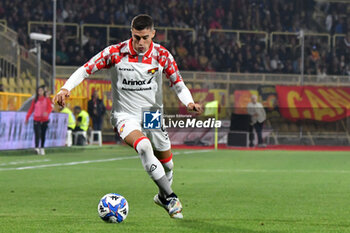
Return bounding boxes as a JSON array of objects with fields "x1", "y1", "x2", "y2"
[
  {"x1": 163, "y1": 52, "x2": 202, "y2": 114},
  {"x1": 173, "y1": 82, "x2": 202, "y2": 114},
  {"x1": 53, "y1": 45, "x2": 116, "y2": 107}
]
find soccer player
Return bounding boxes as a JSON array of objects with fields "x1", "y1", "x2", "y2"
[{"x1": 53, "y1": 14, "x2": 202, "y2": 219}]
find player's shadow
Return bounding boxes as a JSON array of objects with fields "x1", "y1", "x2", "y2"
[{"x1": 177, "y1": 219, "x2": 282, "y2": 233}]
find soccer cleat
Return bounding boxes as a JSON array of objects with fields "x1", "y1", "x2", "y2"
[{"x1": 154, "y1": 193, "x2": 183, "y2": 219}]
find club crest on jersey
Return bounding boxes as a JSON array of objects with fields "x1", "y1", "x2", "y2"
[{"x1": 147, "y1": 67, "x2": 159, "y2": 74}]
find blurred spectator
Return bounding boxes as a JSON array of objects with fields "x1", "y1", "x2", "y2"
[
  {"x1": 325, "y1": 12, "x2": 333, "y2": 32},
  {"x1": 73, "y1": 106, "x2": 89, "y2": 145},
  {"x1": 60, "y1": 106, "x2": 76, "y2": 131},
  {"x1": 270, "y1": 54, "x2": 282, "y2": 72},
  {"x1": 73, "y1": 106, "x2": 89, "y2": 132},
  {"x1": 60, "y1": 105, "x2": 76, "y2": 147},
  {"x1": 176, "y1": 41, "x2": 188, "y2": 59},
  {"x1": 25, "y1": 86, "x2": 52, "y2": 155},
  {"x1": 198, "y1": 50, "x2": 209, "y2": 69},
  {"x1": 317, "y1": 65, "x2": 327, "y2": 82},
  {"x1": 247, "y1": 95, "x2": 266, "y2": 147},
  {"x1": 0, "y1": 83, "x2": 4, "y2": 92},
  {"x1": 334, "y1": 17, "x2": 345, "y2": 34},
  {"x1": 311, "y1": 45, "x2": 320, "y2": 62},
  {"x1": 87, "y1": 90, "x2": 106, "y2": 131}
]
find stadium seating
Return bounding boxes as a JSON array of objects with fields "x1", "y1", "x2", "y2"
[
  {"x1": 7, "y1": 78, "x2": 16, "y2": 93},
  {"x1": 16, "y1": 78, "x2": 24, "y2": 93},
  {"x1": 73, "y1": 131, "x2": 88, "y2": 145},
  {"x1": 1, "y1": 77, "x2": 8, "y2": 91},
  {"x1": 1, "y1": 0, "x2": 348, "y2": 76},
  {"x1": 23, "y1": 78, "x2": 34, "y2": 94}
]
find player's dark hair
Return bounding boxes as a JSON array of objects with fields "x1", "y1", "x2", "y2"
[{"x1": 131, "y1": 14, "x2": 154, "y2": 30}]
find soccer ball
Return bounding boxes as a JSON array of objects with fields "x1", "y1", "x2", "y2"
[{"x1": 97, "y1": 193, "x2": 129, "y2": 223}]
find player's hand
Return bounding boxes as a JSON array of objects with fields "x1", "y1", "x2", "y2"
[
  {"x1": 53, "y1": 88, "x2": 70, "y2": 107},
  {"x1": 187, "y1": 103, "x2": 203, "y2": 114}
]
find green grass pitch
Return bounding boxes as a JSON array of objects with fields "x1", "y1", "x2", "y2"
[{"x1": 1, "y1": 146, "x2": 350, "y2": 233}]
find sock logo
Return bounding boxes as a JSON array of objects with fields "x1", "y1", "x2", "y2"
[{"x1": 149, "y1": 164, "x2": 157, "y2": 172}]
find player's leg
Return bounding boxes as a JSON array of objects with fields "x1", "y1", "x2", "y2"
[
  {"x1": 154, "y1": 150, "x2": 173, "y2": 193},
  {"x1": 116, "y1": 118, "x2": 176, "y2": 197},
  {"x1": 113, "y1": 117, "x2": 182, "y2": 218},
  {"x1": 123, "y1": 130, "x2": 173, "y2": 197},
  {"x1": 124, "y1": 130, "x2": 182, "y2": 218},
  {"x1": 147, "y1": 129, "x2": 183, "y2": 219}
]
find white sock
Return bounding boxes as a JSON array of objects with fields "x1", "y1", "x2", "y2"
[
  {"x1": 158, "y1": 155, "x2": 174, "y2": 197},
  {"x1": 134, "y1": 137, "x2": 165, "y2": 180},
  {"x1": 134, "y1": 137, "x2": 173, "y2": 196},
  {"x1": 162, "y1": 159, "x2": 174, "y2": 186}
]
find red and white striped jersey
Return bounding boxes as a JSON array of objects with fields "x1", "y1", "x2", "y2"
[{"x1": 63, "y1": 38, "x2": 188, "y2": 121}]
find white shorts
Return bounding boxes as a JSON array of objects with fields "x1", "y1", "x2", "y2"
[{"x1": 111, "y1": 115, "x2": 171, "y2": 152}]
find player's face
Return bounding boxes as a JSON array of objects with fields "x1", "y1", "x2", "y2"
[{"x1": 131, "y1": 28, "x2": 155, "y2": 53}]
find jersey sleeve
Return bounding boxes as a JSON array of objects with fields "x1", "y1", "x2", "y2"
[
  {"x1": 83, "y1": 44, "x2": 122, "y2": 75},
  {"x1": 161, "y1": 48, "x2": 183, "y2": 86},
  {"x1": 62, "y1": 44, "x2": 123, "y2": 91},
  {"x1": 158, "y1": 46, "x2": 194, "y2": 106}
]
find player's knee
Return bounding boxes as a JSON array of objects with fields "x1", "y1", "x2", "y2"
[
  {"x1": 160, "y1": 153, "x2": 174, "y2": 172},
  {"x1": 162, "y1": 159, "x2": 173, "y2": 172},
  {"x1": 134, "y1": 136, "x2": 152, "y2": 154},
  {"x1": 134, "y1": 137, "x2": 165, "y2": 180}
]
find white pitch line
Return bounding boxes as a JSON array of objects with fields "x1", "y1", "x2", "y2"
[
  {"x1": 180, "y1": 150, "x2": 212, "y2": 154},
  {"x1": 0, "y1": 156, "x2": 139, "y2": 171},
  {"x1": 1, "y1": 150, "x2": 349, "y2": 174},
  {"x1": 0, "y1": 159, "x2": 51, "y2": 166},
  {"x1": 71, "y1": 167, "x2": 350, "y2": 174},
  {"x1": 0, "y1": 150, "x2": 211, "y2": 172}
]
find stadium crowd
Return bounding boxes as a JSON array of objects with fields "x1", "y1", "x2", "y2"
[{"x1": 1, "y1": 0, "x2": 349, "y2": 75}]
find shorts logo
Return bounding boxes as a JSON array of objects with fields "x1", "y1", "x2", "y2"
[{"x1": 143, "y1": 110, "x2": 161, "y2": 129}]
